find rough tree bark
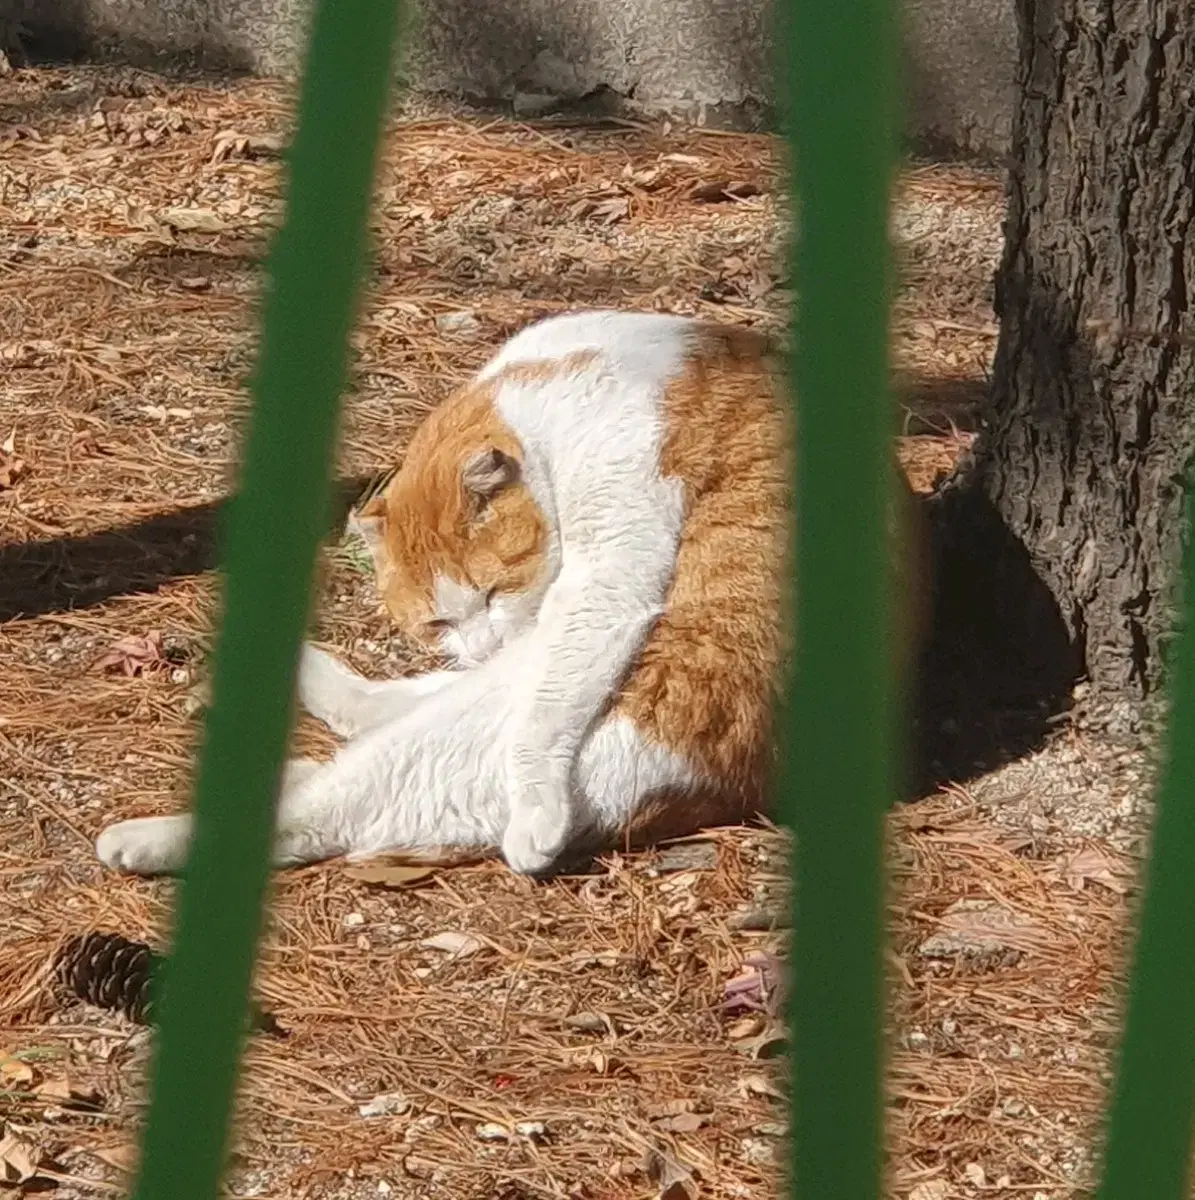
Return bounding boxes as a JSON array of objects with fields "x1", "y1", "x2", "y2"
[{"x1": 979, "y1": 0, "x2": 1195, "y2": 704}]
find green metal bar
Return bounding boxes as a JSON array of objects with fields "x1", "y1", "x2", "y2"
[
  {"x1": 130, "y1": 3, "x2": 403, "y2": 1198},
  {"x1": 1097, "y1": 511, "x2": 1195, "y2": 1196},
  {"x1": 777, "y1": 0, "x2": 898, "y2": 1197}
]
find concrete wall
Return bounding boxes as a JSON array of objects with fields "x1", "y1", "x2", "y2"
[
  {"x1": 12, "y1": 0, "x2": 1017, "y2": 160},
  {"x1": 902, "y1": 0, "x2": 1016, "y2": 159}
]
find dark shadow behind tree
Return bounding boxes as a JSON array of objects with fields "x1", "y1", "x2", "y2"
[{"x1": 949, "y1": 0, "x2": 1195, "y2": 731}]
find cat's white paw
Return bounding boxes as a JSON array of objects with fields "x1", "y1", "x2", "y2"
[
  {"x1": 296, "y1": 644, "x2": 348, "y2": 726},
  {"x1": 96, "y1": 815, "x2": 192, "y2": 875},
  {"x1": 501, "y1": 795, "x2": 572, "y2": 875}
]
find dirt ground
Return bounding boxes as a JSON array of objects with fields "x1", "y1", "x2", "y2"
[{"x1": 0, "y1": 65, "x2": 1157, "y2": 1199}]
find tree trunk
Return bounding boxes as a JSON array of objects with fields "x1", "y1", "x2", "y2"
[{"x1": 981, "y1": 0, "x2": 1195, "y2": 702}]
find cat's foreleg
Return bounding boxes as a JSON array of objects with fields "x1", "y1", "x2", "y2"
[
  {"x1": 97, "y1": 663, "x2": 513, "y2": 875},
  {"x1": 296, "y1": 643, "x2": 460, "y2": 738},
  {"x1": 502, "y1": 565, "x2": 664, "y2": 874},
  {"x1": 93, "y1": 755, "x2": 326, "y2": 874}
]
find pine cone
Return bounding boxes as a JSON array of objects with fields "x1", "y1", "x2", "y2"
[
  {"x1": 55, "y1": 931, "x2": 159, "y2": 1025},
  {"x1": 54, "y1": 931, "x2": 285, "y2": 1036}
]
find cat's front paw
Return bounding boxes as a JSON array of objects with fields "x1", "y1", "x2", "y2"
[
  {"x1": 501, "y1": 795, "x2": 572, "y2": 876},
  {"x1": 96, "y1": 815, "x2": 192, "y2": 875},
  {"x1": 296, "y1": 643, "x2": 350, "y2": 729}
]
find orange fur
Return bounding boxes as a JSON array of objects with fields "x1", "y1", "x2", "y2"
[
  {"x1": 361, "y1": 380, "x2": 547, "y2": 651},
  {"x1": 619, "y1": 327, "x2": 928, "y2": 844},
  {"x1": 617, "y1": 326, "x2": 790, "y2": 840}
]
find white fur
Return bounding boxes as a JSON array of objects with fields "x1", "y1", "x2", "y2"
[
  {"x1": 95, "y1": 311, "x2": 711, "y2": 877},
  {"x1": 430, "y1": 573, "x2": 554, "y2": 671}
]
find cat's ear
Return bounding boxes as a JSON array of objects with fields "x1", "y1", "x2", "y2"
[{"x1": 462, "y1": 446, "x2": 519, "y2": 509}]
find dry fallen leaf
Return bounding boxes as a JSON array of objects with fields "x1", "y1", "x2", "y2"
[
  {"x1": 344, "y1": 864, "x2": 435, "y2": 890},
  {"x1": 738, "y1": 1073, "x2": 785, "y2": 1100},
  {"x1": 611, "y1": 1155, "x2": 644, "y2": 1179},
  {"x1": 690, "y1": 179, "x2": 762, "y2": 203},
  {"x1": 0, "y1": 453, "x2": 26, "y2": 490},
  {"x1": 623, "y1": 163, "x2": 666, "y2": 189},
  {"x1": 644, "y1": 1145, "x2": 699, "y2": 1200},
  {"x1": 660, "y1": 1176, "x2": 695, "y2": 1199},
  {"x1": 183, "y1": 677, "x2": 212, "y2": 716},
  {"x1": 727, "y1": 905, "x2": 785, "y2": 932},
  {"x1": 159, "y1": 206, "x2": 227, "y2": 233},
  {"x1": 908, "y1": 1183, "x2": 949, "y2": 1200},
  {"x1": 568, "y1": 949, "x2": 622, "y2": 969},
  {"x1": 94, "y1": 631, "x2": 169, "y2": 677},
  {"x1": 420, "y1": 931, "x2": 483, "y2": 958},
  {"x1": 434, "y1": 309, "x2": 480, "y2": 336},
  {"x1": 726, "y1": 1014, "x2": 764, "y2": 1040},
  {"x1": 210, "y1": 129, "x2": 285, "y2": 164},
  {"x1": 0, "y1": 1054, "x2": 33, "y2": 1087},
  {"x1": 1058, "y1": 844, "x2": 1133, "y2": 894},
  {"x1": 740, "y1": 1136, "x2": 776, "y2": 1166},
  {"x1": 0, "y1": 1128, "x2": 38, "y2": 1185},
  {"x1": 654, "y1": 1111, "x2": 707, "y2": 1134},
  {"x1": 571, "y1": 195, "x2": 631, "y2": 225},
  {"x1": 563, "y1": 1010, "x2": 618, "y2": 1037},
  {"x1": 918, "y1": 898, "x2": 1050, "y2": 959},
  {"x1": 736, "y1": 1025, "x2": 788, "y2": 1060},
  {"x1": 91, "y1": 1142, "x2": 139, "y2": 1174},
  {"x1": 35, "y1": 1076, "x2": 103, "y2": 1111},
  {"x1": 576, "y1": 1046, "x2": 617, "y2": 1075},
  {"x1": 722, "y1": 951, "x2": 786, "y2": 1016},
  {"x1": 646, "y1": 1098, "x2": 700, "y2": 1119},
  {"x1": 654, "y1": 840, "x2": 718, "y2": 873},
  {"x1": 358, "y1": 1090, "x2": 410, "y2": 1118}
]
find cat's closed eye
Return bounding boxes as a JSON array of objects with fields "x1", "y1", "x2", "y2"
[{"x1": 424, "y1": 618, "x2": 454, "y2": 635}]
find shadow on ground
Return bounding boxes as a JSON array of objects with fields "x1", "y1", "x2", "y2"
[
  {"x1": 0, "y1": 455, "x2": 1076, "y2": 800},
  {"x1": 0, "y1": 474, "x2": 377, "y2": 622},
  {"x1": 895, "y1": 374, "x2": 988, "y2": 433},
  {"x1": 905, "y1": 481, "x2": 1080, "y2": 796}
]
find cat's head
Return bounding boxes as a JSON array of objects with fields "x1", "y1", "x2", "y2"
[{"x1": 350, "y1": 388, "x2": 555, "y2": 667}]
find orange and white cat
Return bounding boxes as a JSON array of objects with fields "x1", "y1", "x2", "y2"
[{"x1": 95, "y1": 310, "x2": 919, "y2": 878}]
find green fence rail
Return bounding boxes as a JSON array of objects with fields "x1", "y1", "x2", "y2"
[
  {"x1": 129, "y1": 4, "x2": 404, "y2": 1198},
  {"x1": 777, "y1": 0, "x2": 896, "y2": 1197},
  {"x1": 1097, "y1": 545, "x2": 1195, "y2": 1192},
  {"x1": 122, "y1": 0, "x2": 1195, "y2": 1196}
]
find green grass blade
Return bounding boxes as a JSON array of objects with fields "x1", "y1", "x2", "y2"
[
  {"x1": 129, "y1": 3, "x2": 403, "y2": 1198},
  {"x1": 1097, "y1": 503, "x2": 1195, "y2": 1198},
  {"x1": 776, "y1": 0, "x2": 898, "y2": 1196}
]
